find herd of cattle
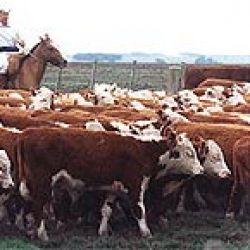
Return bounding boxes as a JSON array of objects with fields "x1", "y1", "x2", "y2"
[{"x1": 0, "y1": 77, "x2": 249, "y2": 241}]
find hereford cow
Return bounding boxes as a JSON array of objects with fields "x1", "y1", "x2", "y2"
[
  {"x1": 0, "y1": 127, "x2": 21, "y2": 173},
  {"x1": 168, "y1": 122, "x2": 250, "y2": 212},
  {"x1": 0, "y1": 107, "x2": 56, "y2": 130},
  {"x1": 184, "y1": 65, "x2": 250, "y2": 89},
  {"x1": 170, "y1": 122, "x2": 250, "y2": 168},
  {"x1": 226, "y1": 136, "x2": 250, "y2": 219},
  {"x1": 16, "y1": 128, "x2": 203, "y2": 240},
  {"x1": 178, "y1": 111, "x2": 250, "y2": 126},
  {"x1": 223, "y1": 104, "x2": 250, "y2": 114},
  {"x1": 0, "y1": 150, "x2": 14, "y2": 190},
  {"x1": 0, "y1": 150, "x2": 15, "y2": 223},
  {"x1": 146, "y1": 135, "x2": 231, "y2": 221},
  {"x1": 198, "y1": 78, "x2": 245, "y2": 89}
]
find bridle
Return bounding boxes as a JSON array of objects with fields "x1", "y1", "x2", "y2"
[
  {"x1": 26, "y1": 50, "x2": 44, "y2": 63},
  {"x1": 22, "y1": 44, "x2": 46, "y2": 64}
]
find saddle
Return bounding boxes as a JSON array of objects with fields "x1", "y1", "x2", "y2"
[
  {"x1": 7, "y1": 53, "x2": 26, "y2": 76},
  {"x1": 0, "y1": 53, "x2": 25, "y2": 88}
]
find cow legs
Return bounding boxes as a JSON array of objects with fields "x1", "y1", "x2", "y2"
[
  {"x1": 176, "y1": 185, "x2": 186, "y2": 214},
  {"x1": 238, "y1": 193, "x2": 248, "y2": 218},
  {"x1": 130, "y1": 176, "x2": 151, "y2": 237},
  {"x1": 98, "y1": 194, "x2": 115, "y2": 236},
  {"x1": 226, "y1": 183, "x2": 244, "y2": 219},
  {"x1": 20, "y1": 181, "x2": 50, "y2": 241},
  {"x1": 192, "y1": 182, "x2": 207, "y2": 210}
]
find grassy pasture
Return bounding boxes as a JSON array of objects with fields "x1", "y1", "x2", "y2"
[{"x1": 1, "y1": 212, "x2": 250, "y2": 249}]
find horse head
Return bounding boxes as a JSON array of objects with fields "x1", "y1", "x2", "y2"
[{"x1": 33, "y1": 34, "x2": 67, "y2": 68}]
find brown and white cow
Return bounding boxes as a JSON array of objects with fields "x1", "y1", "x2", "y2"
[
  {"x1": 170, "y1": 122, "x2": 250, "y2": 168},
  {"x1": 226, "y1": 136, "x2": 250, "y2": 219},
  {"x1": 16, "y1": 127, "x2": 203, "y2": 240},
  {"x1": 146, "y1": 135, "x2": 231, "y2": 220},
  {"x1": 0, "y1": 150, "x2": 14, "y2": 190},
  {"x1": 168, "y1": 122, "x2": 250, "y2": 213},
  {"x1": 0, "y1": 150, "x2": 15, "y2": 223}
]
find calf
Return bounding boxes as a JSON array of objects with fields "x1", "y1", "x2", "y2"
[{"x1": 16, "y1": 128, "x2": 203, "y2": 240}]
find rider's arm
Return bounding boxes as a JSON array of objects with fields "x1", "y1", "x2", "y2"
[{"x1": 14, "y1": 33, "x2": 25, "y2": 48}]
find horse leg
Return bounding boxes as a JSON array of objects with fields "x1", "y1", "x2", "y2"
[{"x1": 0, "y1": 74, "x2": 7, "y2": 88}]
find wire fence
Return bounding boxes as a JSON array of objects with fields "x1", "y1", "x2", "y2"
[{"x1": 42, "y1": 61, "x2": 186, "y2": 93}]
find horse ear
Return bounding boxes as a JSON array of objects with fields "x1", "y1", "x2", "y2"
[
  {"x1": 44, "y1": 33, "x2": 51, "y2": 41},
  {"x1": 39, "y1": 36, "x2": 44, "y2": 42}
]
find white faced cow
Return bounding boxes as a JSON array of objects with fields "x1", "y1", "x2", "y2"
[{"x1": 17, "y1": 128, "x2": 203, "y2": 240}]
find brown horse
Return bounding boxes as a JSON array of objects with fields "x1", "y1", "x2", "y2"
[{"x1": 0, "y1": 35, "x2": 67, "y2": 90}]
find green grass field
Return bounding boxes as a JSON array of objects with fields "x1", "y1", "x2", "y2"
[{"x1": 1, "y1": 212, "x2": 250, "y2": 249}]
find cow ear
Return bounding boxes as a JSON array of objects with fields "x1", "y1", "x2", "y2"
[
  {"x1": 161, "y1": 126, "x2": 173, "y2": 138},
  {"x1": 199, "y1": 141, "x2": 209, "y2": 158},
  {"x1": 171, "y1": 131, "x2": 177, "y2": 139},
  {"x1": 169, "y1": 150, "x2": 180, "y2": 159},
  {"x1": 156, "y1": 109, "x2": 163, "y2": 118},
  {"x1": 205, "y1": 145, "x2": 209, "y2": 155},
  {"x1": 197, "y1": 106, "x2": 204, "y2": 112},
  {"x1": 177, "y1": 133, "x2": 186, "y2": 143},
  {"x1": 167, "y1": 129, "x2": 177, "y2": 142}
]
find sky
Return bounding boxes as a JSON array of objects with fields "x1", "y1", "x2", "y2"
[{"x1": 1, "y1": 0, "x2": 250, "y2": 56}]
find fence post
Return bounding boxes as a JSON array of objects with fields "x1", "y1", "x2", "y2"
[
  {"x1": 90, "y1": 59, "x2": 97, "y2": 89},
  {"x1": 56, "y1": 68, "x2": 62, "y2": 92},
  {"x1": 180, "y1": 62, "x2": 186, "y2": 90},
  {"x1": 130, "y1": 60, "x2": 137, "y2": 89}
]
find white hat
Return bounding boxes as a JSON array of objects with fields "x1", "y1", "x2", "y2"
[{"x1": 0, "y1": 2, "x2": 10, "y2": 13}]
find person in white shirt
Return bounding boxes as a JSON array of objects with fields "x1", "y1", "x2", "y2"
[{"x1": 0, "y1": 9, "x2": 25, "y2": 73}]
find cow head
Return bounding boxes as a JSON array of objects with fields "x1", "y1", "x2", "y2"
[
  {"x1": 0, "y1": 150, "x2": 15, "y2": 224},
  {"x1": 177, "y1": 90, "x2": 199, "y2": 107},
  {"x1": 194, "y1": 137, "x2": 230, "y2": 178},
  {"x1": 157, "y1": 132, "x2": 204, "y2": 178},
  {"x1": 157, "y1": 109, "x2": 189, "y2": 126},
  {"x1": 29, "y1": 87, "x2": 54, "y2": 110},
  {"x1": 0, "y1": 150, "x2": 14, "y2": 190}
]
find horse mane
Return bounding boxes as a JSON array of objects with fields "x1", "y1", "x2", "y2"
[
  {"x1": 29, "y1": 41, "x2": 41, "y2": 54},
  {"x1": 14, "y1": 41, "x2": 42, "y2": 75},
  {"x1": 22, "y1": 41, "x2": 41, "y2": 62}
]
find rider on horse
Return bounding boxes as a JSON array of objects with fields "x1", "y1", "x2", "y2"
[
  {"x1": 0, "y1": 9, "x2": 66, "y2": 89},
  {"x1": 0, "y1": 9, "x2": 26, "y2": 74}
]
